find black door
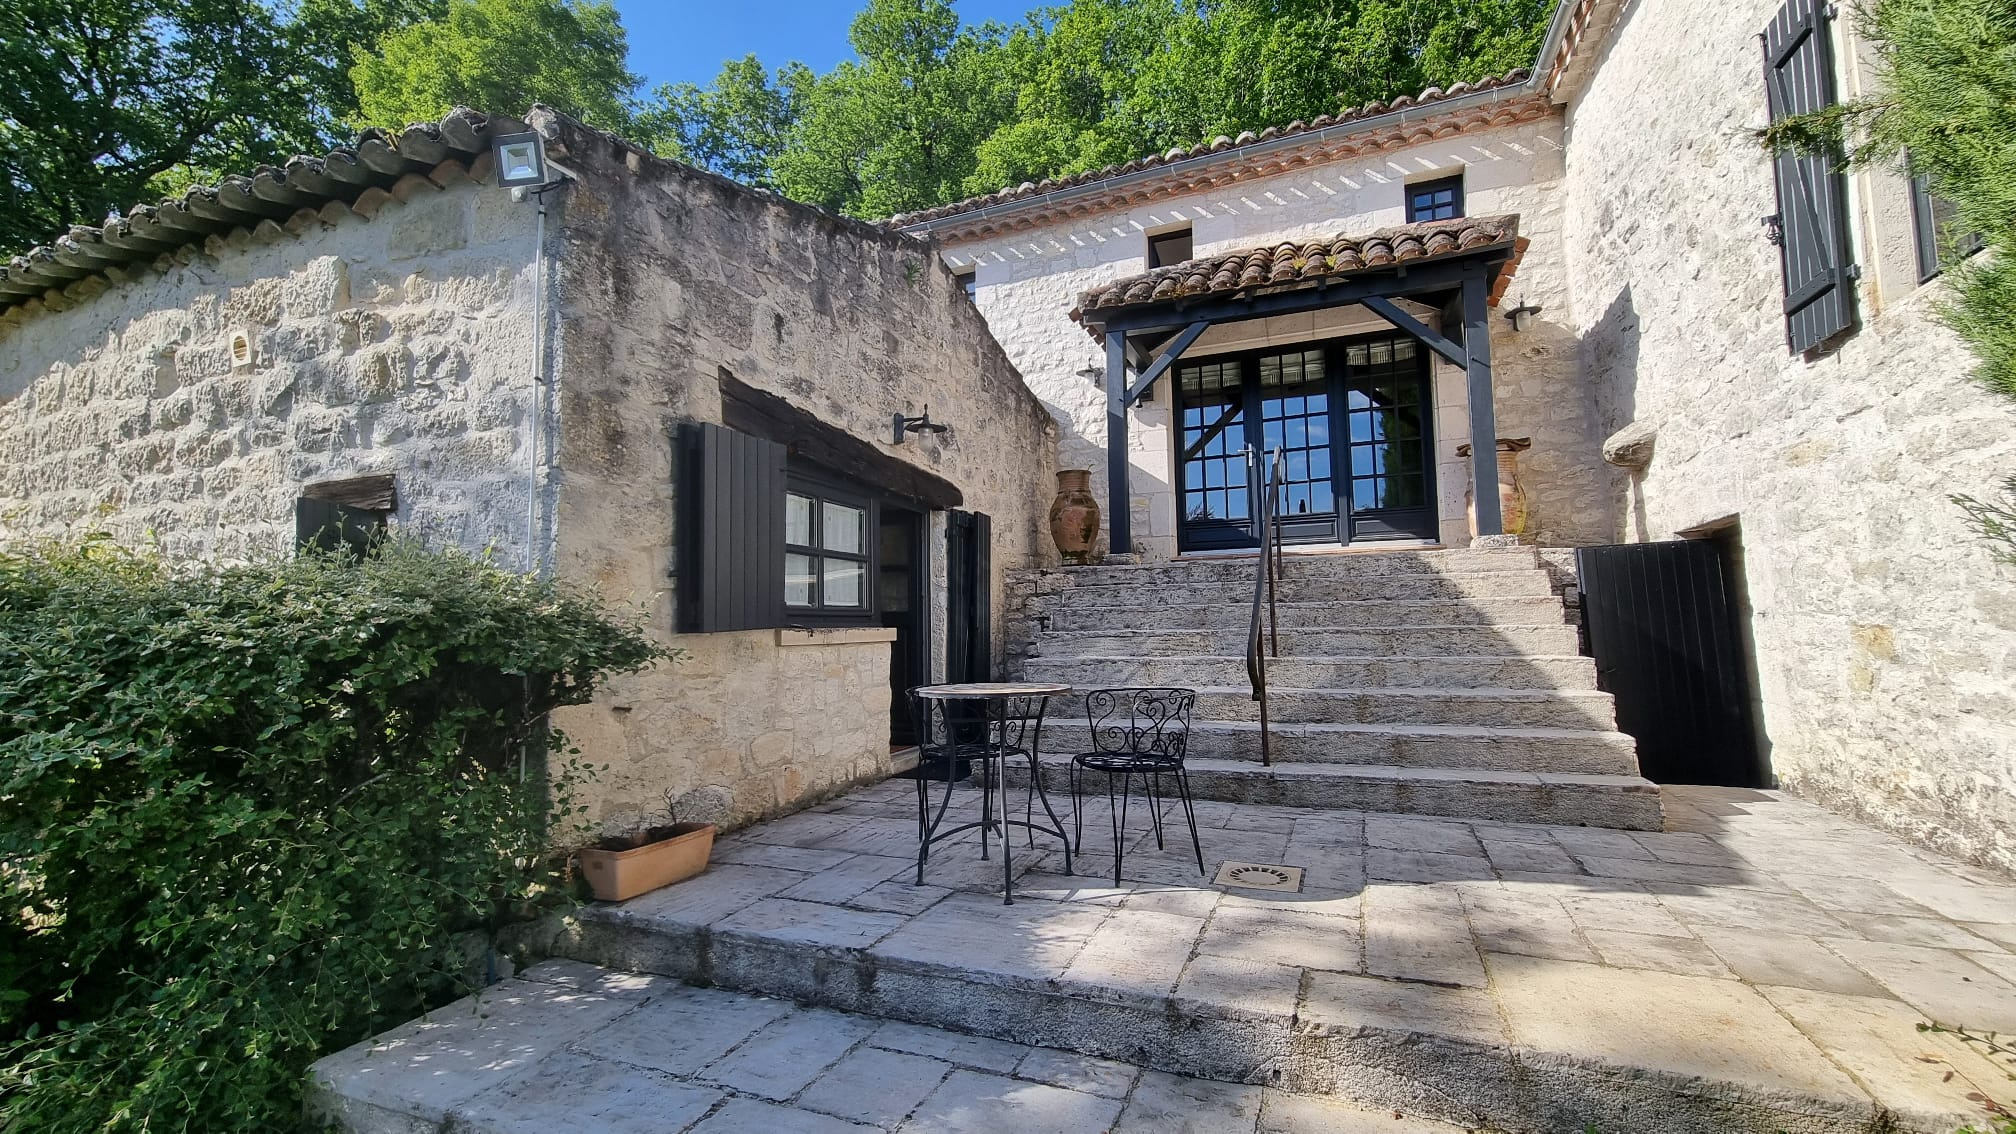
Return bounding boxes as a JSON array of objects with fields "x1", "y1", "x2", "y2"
[
  {"x1": 946, "y1": 510, "x2": 991, "y2": 684},
  {"x1": 879, "y1": 507, "x2": 928, "y2": 746},
  {"x1": 1577, "y1": 540, "x2": 1767, "y2": 787},
  {"x1": 1175, "y1": 334, "x2": 1435, "y2": 551}
]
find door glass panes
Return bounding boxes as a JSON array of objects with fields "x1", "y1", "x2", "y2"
[
  {"x1": 1256, "y1": 348, "x2": 1333, "y2": 517},
  {"x1": 1344, "y1": 337, "x2": 1429, "y2": 514},
  {"x1": 1179, "y1": 361, "x2": 1248, "y2": 523}
]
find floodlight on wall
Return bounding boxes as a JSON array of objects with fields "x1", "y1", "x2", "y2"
[
  {"x1": 492, "y1": 131, "x2": 548, "y2": 188},
  {"x1": 893, "y1": 406, "x2": 950, "y2": 445},
  {"x1": 1503, "y1": 302, "x2": 1543, "y2": 333}
]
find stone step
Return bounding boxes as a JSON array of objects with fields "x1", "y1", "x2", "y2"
[
  {"x1": 1041, "y1": 546, "x2": 1539, "y2": 587},
  {"x1": 1046, "y1": 596, "x2": 1572, "y2": 632},
  {"x1": 1036, "y1": 720, "x2": 1641, "y2": 776},
  {"x1": 1022, "y1": 653, "x2": 1601, "y2": 691},
  {"x1": 1187, "y1": 685, "x2": 1619, "y2": 729},
  {"x1": 1043, "y1": 570, "x2": 1557, "y2": 605},
  {"x1": 1030, "y1": 624, "x2": 1582, "y2": 659},
  {"x1": 1008, "y1": 754, "x2": 1662, "y2": 829},
  {"x1": 307, "y1": 959, "x2": 1460, "y2": 1134}
]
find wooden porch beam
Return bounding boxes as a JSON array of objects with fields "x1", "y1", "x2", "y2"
[
  {"x1": 1460, "y1": 263, "x2": 1504, "y2": 537},
  {"x1": 1360, "y1": 296, "x2": 1465, "y2": 368},
  {"x1": 1106, "y1": 332, "x2": 1131, "y2": 556},
  {"x1": 1122, "y1": 319, "x2": 1210, "y2": 406}
]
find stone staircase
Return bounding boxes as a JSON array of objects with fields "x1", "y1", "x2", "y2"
[{"x1": 1007, "y1": 546, "x2": 1662, "y2": 830}]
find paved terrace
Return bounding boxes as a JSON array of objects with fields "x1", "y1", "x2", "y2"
[{"x1": 317, "y1": 783, "x2": 2016, "y2": 1133}]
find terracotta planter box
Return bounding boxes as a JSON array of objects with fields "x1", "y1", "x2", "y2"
[{"x1": 577, "y1": 822, "x2": 715, "y2": 902}]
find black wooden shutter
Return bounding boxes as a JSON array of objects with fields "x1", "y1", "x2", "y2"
[
  {"x1": 945, "y1": 510, "x2": 992, "y2": 683},
  {"x1": 1764, "y1": 0, "x2": 1856, "y2": 354},
  {"x1": 675, "y1": 422, "x2": 786, "y2": 633}
]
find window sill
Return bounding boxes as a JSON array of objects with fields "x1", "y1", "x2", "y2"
[{"x1": 776, "y1": 627, "x2": 899, "y2": 647}]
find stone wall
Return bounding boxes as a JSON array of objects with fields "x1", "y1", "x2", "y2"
[
  {"x1": 537, "y1": 115, "x2": 1058, "y2": 832},
  {"x1": 1564, "y1": 0, "x2": 2016, "y2": 873},
  {"x1": 0, "y1": 172, "x2": 541, "y2": 561},
  {"x1": 937, "y1": 113, "x2": 1612, "y2": 558}
]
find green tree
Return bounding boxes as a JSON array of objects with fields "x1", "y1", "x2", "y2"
[
  {"x1": 632, "y1": 55, "x2": 814, "y2": 186},
  {"x1": 349, "y1": 0, "x2": 640, "y2": 134},
  {"x1": 0, "y1": 0, "x2": 391, "y2": 254}
]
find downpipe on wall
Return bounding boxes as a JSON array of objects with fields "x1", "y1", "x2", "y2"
[{"x1": 518, "y1": 168, "x2": 573, "y2": 580}]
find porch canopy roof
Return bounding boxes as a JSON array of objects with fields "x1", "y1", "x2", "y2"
[{"x1": 1075, "y1": 213, "x2": 1529, "y2": 552}]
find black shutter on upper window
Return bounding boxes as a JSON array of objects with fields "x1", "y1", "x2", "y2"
[
  {"x1": 1763, "y1": 0, "x2": 1857, "y2": 354},
  {"x1": 675, "y1": 422, "x2": 787, "y2": 633}
]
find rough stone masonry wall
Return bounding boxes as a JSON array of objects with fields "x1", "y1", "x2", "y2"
[
  {"x1": 0, "y1": 175, "x2": 541, "y2": 561},
  {"x1": 941, "y1": 113, "x2": 1612, "y2": 558},
  {"x1": 1564, "y1": 0, "x2": 2016, "y2": 874},
  {"x1": 538, "y1": 116, "x2": 1057, "y2": 833}
]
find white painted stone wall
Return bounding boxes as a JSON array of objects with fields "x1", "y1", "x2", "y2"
[
  {"x1": 1564, "y1": 0, "x2": 2016, "y2": 873},
  {"x1": 0, "y1": 179, "x2": 541, "y2": 562},
  {"x1": 941, "y1": 114, "x2": 1610, "y2": 559}
]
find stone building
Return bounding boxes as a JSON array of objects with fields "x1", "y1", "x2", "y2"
[
  {"x1": 896, "y1": 0, "x2": 2015, "y2": 872},
  {"x1": 0, "y1": 109, "x2": 1056, "y2": 832}
]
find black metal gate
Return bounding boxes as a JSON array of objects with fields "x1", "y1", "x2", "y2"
[{"x1": 1576, "y1": 540, "x2": 1766, "y2": 787}]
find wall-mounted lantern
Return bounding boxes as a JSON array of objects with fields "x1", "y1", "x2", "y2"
[
  {"x1": 1503, "y1": 301, "x2": 1543, "y2": 333},
  {"x1": 492, "y1": 131, "x2": 548, "y2": 188},
  {"x1": 893, "y1": 406, "x2": 950, "y2": 445}
]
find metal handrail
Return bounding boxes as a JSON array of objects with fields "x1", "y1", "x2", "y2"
[{"x1": 1245, "y1": 447, "x2": 1285, "y2": 767}]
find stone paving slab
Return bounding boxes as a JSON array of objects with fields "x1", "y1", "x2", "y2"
[
  {"x1": 554, "y1": 782, "x2": 2016, "y2": 1133},
  {"x1": 308, "y1": 960, "x2": 1461, "y2": 1134}
]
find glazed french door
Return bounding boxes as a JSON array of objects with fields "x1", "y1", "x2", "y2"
[{"x1": 1175, "y1": 335, "x2": 1435, "y2": 552}]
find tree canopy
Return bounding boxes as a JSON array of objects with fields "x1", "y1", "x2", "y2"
[{"x1": 2, "y1": 0, "x2": 1554, "y2": 256}]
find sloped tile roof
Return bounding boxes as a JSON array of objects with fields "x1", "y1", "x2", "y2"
[
  {"x1": 0, "y1": 107, "x2": 525, "y2": 321},
  {"x1": 1072, "y1": 214, "x2": 1524, "y2": 325},
  {"x1": 889, "y1": 70, "x2": 1532, "y2": 230}
]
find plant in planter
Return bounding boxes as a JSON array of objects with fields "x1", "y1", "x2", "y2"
[{"x1": 576, "y1": 788, "x2": 717, "y2": 902}]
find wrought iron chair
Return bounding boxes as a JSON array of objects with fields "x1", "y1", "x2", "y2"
[
  {"x1": 906, "y1": 688, "x2": 1073, "y2": 887},
  {"x1": 1069, "y1": 687, "x2": 1203, "y2": 884}
]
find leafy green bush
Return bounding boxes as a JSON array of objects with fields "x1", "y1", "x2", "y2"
[{"x1": 0, "y1": 539, "x2": 667, "y2": 1131}]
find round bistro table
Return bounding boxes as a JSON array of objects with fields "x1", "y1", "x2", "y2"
[{"x1": 911, "y1": 682, "x2": 1075, "y2": 904}]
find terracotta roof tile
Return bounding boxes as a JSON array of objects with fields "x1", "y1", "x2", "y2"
[
  {"x1": 1073, "y1": 214, "x2": 1522, "y2": 321},
  {"x1": 0, "y1": 107, "x2": 523, "y2": 320},
  {"x1": 888, "y1": 70, "x2": 1530, "y2": 229}
]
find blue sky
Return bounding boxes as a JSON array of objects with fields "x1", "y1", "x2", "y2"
[{"x1": 616, "y1": 1, "x2": 1038, "y2": 91}]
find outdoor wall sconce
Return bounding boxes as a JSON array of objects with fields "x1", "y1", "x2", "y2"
[
  {"x1": 893, "y1": 406, "x2": 950, "y2": 445},
  {"x1": 492, "y1": 131, "x2": 548, "y2": 188},
  {"x1": 1504, "y1": 302, "x2": 1543, "y2": 332}
]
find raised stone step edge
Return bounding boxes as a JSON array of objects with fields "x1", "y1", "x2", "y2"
[
  {"x1": 1044, "y1": 597, "x2": 1574, "y2": 632},
  {"x1": 1005, "y1": 756, "x2": 1663, "y2": 830},
  {"x1": 1039, "y1": 571, "x2": 1558, "y2": 603},
  {"x1": 1183, "y1": 685, "x2": 1619, "y2": 730},
  {"x1": 304, "y1": 959, "x2": 1469, "y2": 1134},
  {"x1": 1030, "y1": 624, "x2": 1584, "y2": 659},
  {"x1": 1029, "y1": 546, "x2": 1541, "y2": 586},
  {"x1": 552, "y1": 900, "x2": 1916, "y2": 1134},
  {"x1": 1022, "y1": 654, "x2": 1603, "y2": 692},
  {"x1": 1036, "y1": 719, "x2": 1642, "y2": 776}
]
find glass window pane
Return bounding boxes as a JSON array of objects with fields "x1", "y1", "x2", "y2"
[
  {"x1": 1353, "y1": 480, "x2": 1381, "y2": 510},
  {"x1": 822, "y1": 503, "x2": 865, "y2": 554},
  {"x1": 1385, "y1": 476, "x2": 1426, "y2": 508},
  {"x1": 823, "y1": 559, "x2": 866, "y2": 608},
  {"x1": 785, "y1": 553, "x2": 816, "y2": 606},
  {"x1": 786, "y1": 494, "x2": 814, "y2": 546}
]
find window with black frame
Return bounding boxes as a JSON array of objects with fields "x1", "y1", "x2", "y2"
[
  {"x1": 785, "y1": 485, "x2": 873, "y2": 617},
  {"x1": 1406, "y1": 175, "x2": 1463, "y2": 223}
]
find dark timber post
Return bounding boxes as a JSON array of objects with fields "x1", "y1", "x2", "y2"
[
  {"x1": 1105, "y1": 331, "x2": 1131, "y2": 557},
  {"x1": 1461, "y1": 264, "x2": 1504, "y2": 537}
]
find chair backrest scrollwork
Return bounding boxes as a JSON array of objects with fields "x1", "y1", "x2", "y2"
[{"x1": 1083, "y1": 687, "x2": 1195, "y2": 761}]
